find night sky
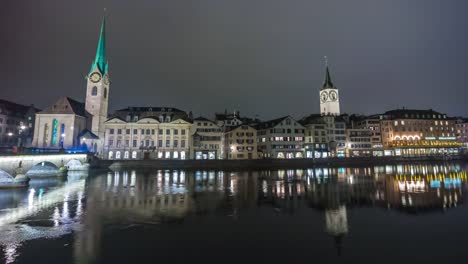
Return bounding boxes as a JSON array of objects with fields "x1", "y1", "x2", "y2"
[{"x1": 1, "y1": 0, "x2": 467, "y2": 120}]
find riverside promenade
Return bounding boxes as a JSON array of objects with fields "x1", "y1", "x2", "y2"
[{"x1": 92, "y1": 155, "x2": 468, "y2": 171}]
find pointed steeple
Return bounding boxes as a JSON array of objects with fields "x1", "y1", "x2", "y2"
[
  {"x1": 89, "y1": 15, "x2": 108, "y2": 75},
  {"x1": 322, "y1": 66, "x2": 335, "y2": 89}
]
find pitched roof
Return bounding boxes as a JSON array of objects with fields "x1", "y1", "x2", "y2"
[
  {"x1": 382, "y1": 109, "x2": 448, "y2": 120},
  {"x1": 224, "y1": 124, "x2": 256, "y2": 132},
  {"x1": 0, "y1": 99, "x2": 39, "y2": 116},
  {"x1": 255, "y1": 116, "x2": 290, "y2": 130},
  {"x1": 116, "y1": 106, "x2": 185, "y2": 113},
  {"x1": 193, "y1": 116, "x2": 214, "y2": 122},
  {"x1": 78, "y1": 129, "x2": 99, "y2": 139},
  {"x1": 38, "y1": 97, "x2": 90, "y2": 117},
  {"x1": 298, "y1": 114, "x2": 324, "y2": 125}
]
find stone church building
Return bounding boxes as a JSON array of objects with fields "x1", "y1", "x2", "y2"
[{"x1": 32, "y1": 17, "x2": 109, "y2": 154}]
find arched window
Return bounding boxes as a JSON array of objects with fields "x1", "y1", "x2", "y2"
[
  {"x1": 92, "y1": 86, "x2": 98, "y2": 96},
  {"x1": 132, "y1": 151, "x2": 137, "y2": 159},
  {"x1": 124, "y1": 151, "x2": 129, "y2": 159},
  {"x1": 104, "y1": 88, "x2": 107, "y2": 98},
  {"x1": 116, "y1": 151, "x2": 121, "y2": 159},
  {"x1": 43, "y1": 123, "x2": 49, "y2": 146},
  {"x1": 108, "y1": 151, "x2": 113, "y2": 160}
]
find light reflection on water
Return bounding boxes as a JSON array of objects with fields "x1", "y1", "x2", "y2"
[{"x1": 0, "y1": 162, "x2": 467, "y2": 263}]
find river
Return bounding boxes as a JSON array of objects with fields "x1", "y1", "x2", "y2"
[{"x1": 0, "y1": 162, "x2": 467, "y2": 263}]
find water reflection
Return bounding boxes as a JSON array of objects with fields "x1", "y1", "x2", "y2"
[{"x1": 0, "y1": 163, "x2": 467, "y2": 263}]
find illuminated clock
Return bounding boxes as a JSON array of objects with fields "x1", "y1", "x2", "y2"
[
  {"x1": 329, "y1": 90, "x2": 338, "y2": 101},
  {"x1": 90, "y1": 72, "x2": 101, "y2": 83},
  {"x1": 320, "y1": 91, "x2": 328, "y2": 103}
]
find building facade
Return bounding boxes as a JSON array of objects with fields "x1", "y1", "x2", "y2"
[
  {"x1": 103, "y1": 107, "x2": 192, "y2": 160},
  {"x1": 345, "y1": 128, "x2": 372, "y2": 157},
  {"x1": 32, "y1": 97, "x2": 96, "y2": 151},
  {"x1": 300, "y1": 114, "x2": 329, "y2": 158},
  {"x1": 191, "y1": 117, "x2": 223, "y2": 159},
  {"x1": 224, "y1": 125, "x2": 257, "y2": 160},
  {"x1": 456, "y1": 118, "x2": 468, "y2": 151},
  {"x1": 256, "y1": 116, "x2": 305, "y2": 159},
  {"x1": 380, "y1": 109, "x2": 459, "y2": 156},
  {"x1": 0, "y1": 99, "x2": 38, "y2": 148},
  {"x1": 352, "y1": 116, "x2": 384, "y2": 156}
]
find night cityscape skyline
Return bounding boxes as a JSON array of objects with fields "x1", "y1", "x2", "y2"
[
  {"x1": 2, "y1": 0, "x2": 468, "y2": 120},
  {"x1": 2, "y1": 2, "x2": 468, "y2": 263}
]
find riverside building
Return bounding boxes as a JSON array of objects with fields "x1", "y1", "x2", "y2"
[
  {"x1": 0, "y1": 99, "x2": 38, "y2": 148},
  {"x1": 190, "y1": 117, "x2": 223, "y2": 159},
  {"x1": 103, "y1": 107, "x2": 192, "y2": 160},
  {"x1": 300, "y1": 114, "x2": 330, "y2": 158},
  {"x1": 255, "y1": 116, "x2": 305, "y2": 159},
  {"x1": 223, "y1": 125, "x2": 257, "y2": 160},
  {"x1": 351, "y1": 116, "x2": 384, "y2": 156},
  {"x1": 379, "y1": 109, "x2": 460, "y2": 156}
]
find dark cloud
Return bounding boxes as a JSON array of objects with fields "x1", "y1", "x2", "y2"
[{"x1": 1, "y1": 0, "x2": 467, "y2": 119}]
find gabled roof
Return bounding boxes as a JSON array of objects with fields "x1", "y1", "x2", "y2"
[
  {"x1": 38, "y1": 97, "x2": 90, "y2": 117},
  {"x1": 225, "y1": 124, "x2": 256, "y2": 133},
  {"x1": 78, "y1": 129, "x2": 99, "y2": 140},
  {"x1": 255, "y1": 116, "x2": 304, "y2": 130},
  {"x1": 255, "y1": 116, "x2": 290, "y2": 130},
  {"x1": 0, "y1": 99, "x2": 40, "y2": 116},
  {"x1": 193, "y1": 116, "x2": 214, "y2": 122},
  {"x1": 105, "y1": 116, "x2": 126, "y2": 123},
  {"x1": 299, "y1": 114, "x2": 324, "y2": 125},
  {"x1": 115, "y1": 106, "x2": 185, "y2": 113}
]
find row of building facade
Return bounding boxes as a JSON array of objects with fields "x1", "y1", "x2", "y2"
[{"x1": 2, "y1": 16, "x2": 468, "y2": 159}]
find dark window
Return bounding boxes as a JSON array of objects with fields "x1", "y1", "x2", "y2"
[{"x1": 91, "y1": 86, "x2": 98, "y2": 96}]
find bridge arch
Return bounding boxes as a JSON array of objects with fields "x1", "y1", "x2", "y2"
[
  {"x1": 0, "y1": 169, "x2": 14, "y2": 179},
  {"x1": 26, "y1": 161, "x2": 60, "y2": 177}
]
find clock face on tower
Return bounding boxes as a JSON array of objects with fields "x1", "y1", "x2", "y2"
[
  {"x1": 320, "y1": 91, "x2": 328, "y2": 103},
  {"x1": 90, "y1": 72, "x2": 101, "y2": 83},
  {"x1": 329, "y1": 90, "x2": 338, "y2": 101}
]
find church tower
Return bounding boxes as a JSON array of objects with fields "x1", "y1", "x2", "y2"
[
  {"x1": 319, "y1": 60, "x2": 340, "y2": 116},
  {"x1": 85, "y1": 16, "x2": 109, "y2": 146}
]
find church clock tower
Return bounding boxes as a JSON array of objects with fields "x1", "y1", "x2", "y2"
[
  {"x1": 319, "y1": 61, "x2": 340, "y2": 116},
  {"x1": 85, "y1": 16, "x2": 109, "y2": 148}
]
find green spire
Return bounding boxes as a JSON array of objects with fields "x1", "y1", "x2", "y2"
[
  {"x1": 89, "y1": 16, "x2": 108, "y2": 75},
  {"x1": 322, "y1": 66, "x2": 335, "y2": 89}
]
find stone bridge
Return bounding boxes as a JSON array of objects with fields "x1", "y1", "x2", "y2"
[{"x1": 0, "y1": 153, "x2": 90, "y2": 178}]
